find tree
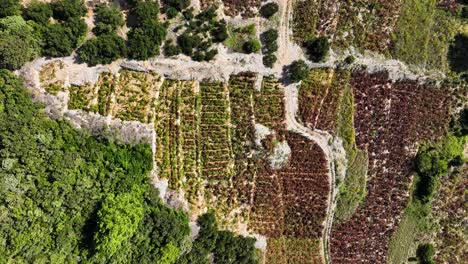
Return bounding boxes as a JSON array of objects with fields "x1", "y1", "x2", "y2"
[
  {"x1": 133, "y1": 0, "x2": 160, "y2": 27},
  {"x1": 0, "y1": 33, "x2": 38, "y2": 69},
  {"x1": 94, "y1": 190, "x2": 144, "y2": 256},
  {"x1": 0, "y1": 0, "x2": 21, "y2": 18},
  {"x1": 52, "y1": 0, "x2": 86, "y2": 21},
  {"x1": 287, "y1": 60, "x2": 309, "y2": 83},
  {"x1": 43, "y1": 23, "x2": 74, "y2": 57},
  {"x1": 242, "y1": 39, "x2": 261, "y2": 54},
  {"x1": 305, "y1": 36, "x2": 330, "y2": 62},
  {"x1": 64, "y1": 16, "x2": 87, "y2": 45},
  {"x1": 23, "y1": 1, "x2": 53, "y2": 25},
  {"x1": 127, "y1": 23, "x2": 167, "y2": 60},
  {"x1": 79, "y1": 33, "x2": 126, "y2": 66},
  {"x1": 0, "y1": 16, "x2": 40, "y2": 69},
  {"x1": 260, "y1": 2, "x2": 279, "y2": 19},
  {"x1": 94, "y1": 3, "x2": 124, "y2": 33}
]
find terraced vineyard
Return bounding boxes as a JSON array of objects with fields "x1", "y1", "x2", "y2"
[{"x1": 330, "y1": 70, "x2": 452, "y2": 263}]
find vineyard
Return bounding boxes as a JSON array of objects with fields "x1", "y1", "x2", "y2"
[
  {"x1": 292, "y1": 0, "x2": 402, "y2": 53},
  {"x1": 330, "y1": 69, "x2": 452, "y2": 263},
  {"x1": 222, "y1": 0, "x2": 261, "y2": 18},
  {"x1": 265, "y1": 238, "x2": 323, "y2": 264}
]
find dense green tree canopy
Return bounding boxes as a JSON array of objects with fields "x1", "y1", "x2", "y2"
[
  {"x1": 260, "y1": 2, "x2": 279, "y2": 19},
  {"x1": 79, "y1": 33, "x2": 127, "y2": 66},
  {"x1": 94, "y1": 3, "x2": 124, "y2": 34},
  {"x1": 0, "y1": 70, "x2": 192, "y2": 263},
  {"x1": 305, "y1": 36, "x2": 330, "y2": 62},
  {"x1": 42, "y1": 23, "x2": 75, "y2": 57},
  {"x1": 0, "y1": 0, "x2": 21, "y2": 18},
  {"x1": 23, "y1": 1, "x2": 53, "y2": 25},
  {"x1": 287, "y1": 60, "x2": 310, "y2": 83},
  {"x1": 0, "y1": 16, "x2": 40, "y2": 69},
  {"x1": 52, "y1": 0, "x2": 87, "y2": 21}
]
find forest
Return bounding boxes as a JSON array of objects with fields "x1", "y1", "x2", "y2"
[{"x1": 0, "y1": 70, "x2": 257, "y2": 263}]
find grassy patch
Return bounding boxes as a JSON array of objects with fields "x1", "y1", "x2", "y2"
[
  {"x1": 334, "y1": 73, "x2": 368, "y2": 223},
  {"x1": 387, "y1": 183, "x2": 434, "y2": 264},
  {"x1": 224, "y1": 24, "x2": 259, "y2": 53},
  {"x1": 334, "y1": 150, "x2": 368, "y2": 222},
  {"x1": 392, "y1": 0, "x2": 459, "y2": 70}
]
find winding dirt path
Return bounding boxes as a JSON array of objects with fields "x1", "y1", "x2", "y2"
[{"x1": 284, "y1": 81, "x2": 339, "y2": 264}]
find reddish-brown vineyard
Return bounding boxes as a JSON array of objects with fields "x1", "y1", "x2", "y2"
[
  {"x1": 222, "y1": 0, "x2": 261, "y2": 17},
  {"x1": 330, "y1": 70, "x2": 452, "y2": 263},
  {"x1": 251, "y1": 132, "x2": 330, "y2": 239}
]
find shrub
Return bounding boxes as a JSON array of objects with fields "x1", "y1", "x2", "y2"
[
  {"x1": 23, "y1": 1, "x2": 53, "y2": 25},
  {"x1": 261, "y1": 29, "x2": 279, "y2": 53},
  {"x1": 461, "y1": 6, "x2": 468, "y2": 19},
  {"x1": 287, "y1": 60, "x2": 309, "y2": 83},
  {"x1": 242, "y1": 39, "x2": 261, "y2": 54},
  {"x1": 448, "y1": 34, "x2": 468, "y2": 73},
  {"x1": 163, "y1": 40, "x2": 182, "y2": 57},
  {"x1": 211, "y1": 21, "x2": 228, "y2": 43},
  {"x1": 166, "y1": 7, "x2": 179, "y2": 19},
  {"x1": 52, "y1": 0, "x2": 86, "y2": 21},
  {"x1": 416, "y1": 243, "x2": 435, "y2": 264},
  {"x1": 263, "y1": 54, "x2": 277, "y2": 68},
  {"x1": 164, "y1": 0, "x2": 190, "y2": 11},
  {"x1": 344, "y1": 55, "x2": 356, "y2": 64},
  {"x1": 79, "y1": 33, "x2": 126, "y2": 66},
  {"x1": 204, "y1": 49, "x2": 218, "y2": 61},
  {"x1": 260, "y1": 2, "x2": 279, "y2": 19},
  {"x1": 94, "y1": 3, "x2": 124, "y2": 32},
  {"x1": 305, "y1": 36, "x2": 330, "y2": 62},
  {"x1": 177, "y1": 32, "x2": 202, "y2": 56},
  {"x1": 0, "y1": 0, "x2": 21, "y2": 18}
]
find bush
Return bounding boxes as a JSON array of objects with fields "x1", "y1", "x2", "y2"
[
  {"x1": 52, "y1": 0, "x2": 86, "y2": 21},
  {"x1": 461, "y1": 6, "x2": 468, "y2": 19},
  {"x1": 287, "y1": 60, "x2": 309, "y2": 83},
  {"x1": 263, "y1": 54, "x2": 277, "y2": 68},
  {"x1": 261, "y1": 29, "x2": 279, "y2": 53},
  {"x1": 344, "y1": 55, "x2": 356, "y2": 65},
  {"x1": 164, "y1": 0, "x2": 190, "y2": 11},
  {"x1": 242, "y1": 39, "x2": 261, "y2": 54},
  {"x1": 416, "y1": 244, "x2": 435, "y2": 264},
  {"x1": 260, "y1": 2, "x2": 279, "y2": 19},
  {"x1": 305, "y1": 36, "x2": 330, "y2": 62},
  {"x1": 94, "y1": 3, "x2": 124, "y2": 33},
  {"x1": 79, "y1": 33, "x2": 126, "y2": 66},
  {"x1": 23, "y1": 1, "x2": 53, "y2": 25},
  {"x1": 211, "y1": 21, "x2": 228, "y2": 43},
  {"x1": 448, "y1": 34, "x2": 468, "y2": 73},
  {"x1": 166, "y1": 7, "x2": 179, "y2": 19},
  {"x1": 163, "y1": 41, "x2": 182, "y2": 57},
  {"x1": 177, "y1": 32, "x2": 202, "y2": 56},
  {"x1": 0, "y1": 0, "x2": 21, "y2": 18}
]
